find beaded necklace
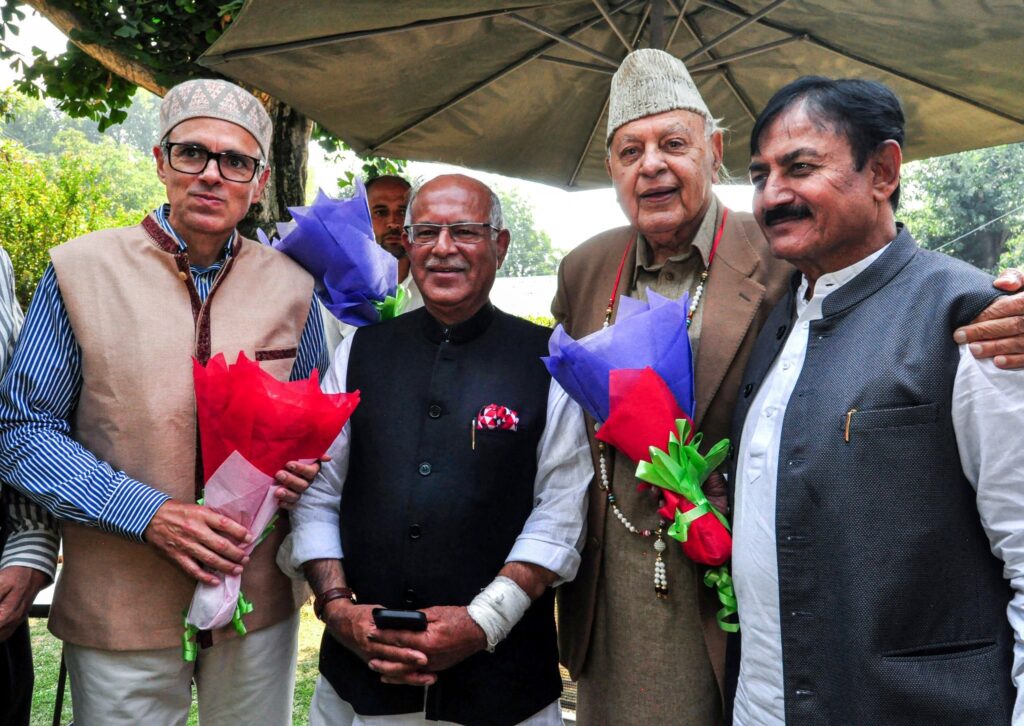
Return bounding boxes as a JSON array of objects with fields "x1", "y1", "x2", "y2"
[{"x1": 597, "y1": 209, "x2": 728, "y2": 599}]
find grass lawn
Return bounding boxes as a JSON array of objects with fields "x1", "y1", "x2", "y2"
[
  {"x1": 28, "y1": 604, "x2": 325, "y2": 726},
  {"x1": 30, "y1": 606, "x2": 576, "y2": 724}
]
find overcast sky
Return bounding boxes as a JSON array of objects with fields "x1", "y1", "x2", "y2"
[{"x1": 3, "y1": 10, "x2": 754, "y2": 252}]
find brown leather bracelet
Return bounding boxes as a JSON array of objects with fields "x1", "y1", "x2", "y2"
[{"x1": 314, "y1": 587, "x2": 357, "y2": 620}]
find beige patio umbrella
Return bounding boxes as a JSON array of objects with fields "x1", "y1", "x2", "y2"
[{"x1": 200, "y1": 0, "x2": 1024, "y2": 189}]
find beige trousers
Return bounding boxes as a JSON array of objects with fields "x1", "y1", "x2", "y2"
[
  {"x1": 64, "y1": 611, "x2": 299, "y2": 726},
  {"x1": 308, "y1": 675, "x2": 563, "y2": 725}
]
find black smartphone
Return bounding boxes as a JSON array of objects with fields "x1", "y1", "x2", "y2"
[{"x1": 372, "y1": 608, "x2": 427, "y2": 631}]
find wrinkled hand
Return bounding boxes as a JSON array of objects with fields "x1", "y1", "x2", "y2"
[
  {"x1": 322, "y1": 600, "x2": 431, "y2": 685},
  {"x1": 703, "y1": 470, "x2": 729, "y2": 516},
  {"x1": 0, "y1": 566, "x2": 48, "y2": 641},
  {"x1": 372, "y1": 606, "x2": 486, "y2": 684},
  {"x1": 273, "y1": 456, "x2": 329, "y2": 510},
  {"x1": 143, "y1": 500, "x2": 252, "y2": 585},
  {"x1": 954, "y1": 268, "x2": 1024, "y2": 369}
]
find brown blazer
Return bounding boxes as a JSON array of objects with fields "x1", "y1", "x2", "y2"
[{"x1": 552, "y1": 206, "x2": 791, "y2": 691}]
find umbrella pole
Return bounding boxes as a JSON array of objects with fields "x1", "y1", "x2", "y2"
[{"x1": 650, "y1": 0, "x2": 667, "y2": 49}]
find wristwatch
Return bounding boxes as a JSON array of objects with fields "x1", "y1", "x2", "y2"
[{"x1": 314, "y1": 587, "x2": 357, "y2": 620}]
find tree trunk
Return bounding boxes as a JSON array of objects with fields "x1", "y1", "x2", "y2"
[{"x1": 241, "y1": 99, "x2": 313, "y2": 239}]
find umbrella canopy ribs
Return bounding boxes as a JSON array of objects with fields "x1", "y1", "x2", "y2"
[{"x1": 201, "y1": 0, "x2": 1024, "y2": 189}]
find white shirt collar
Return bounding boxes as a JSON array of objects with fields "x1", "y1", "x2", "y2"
[{"x1": 796, "y1": 242, "x2": 893, "y2": 317}]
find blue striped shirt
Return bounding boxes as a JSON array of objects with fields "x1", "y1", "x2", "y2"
[{"x1": 0, "y1": 209, "x2": 327, "y2": 542}]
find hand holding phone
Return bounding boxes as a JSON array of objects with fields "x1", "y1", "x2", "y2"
[{"x1": 372, "y1": 607, "x2": 427, "y2": 631}]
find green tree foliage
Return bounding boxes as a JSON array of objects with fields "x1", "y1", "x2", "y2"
[
  {"x1": 315, "y1": 123, "x2": 408, "y2": 194},
  {"x1": 902, "y1": 143, "x2": 1024, "y2": 271},
  {"x1": 496, "y1": 188, "x2": 560, "y2": 278},
  {"x1": 0, "y1": 1, "x2": 400, "y2": 218},
  {"x1": 999, "y1": 234, "x2": 1024, "y2": 271},
  {"x1": 1, "y1": 86, "x2": 160, "y2": 154},
  {"x1": 0, "y1": 132, "x2": 165, "y2": 307},
  {"x1": 1, "y1": 0, "x2": 244, "y2": 129}
]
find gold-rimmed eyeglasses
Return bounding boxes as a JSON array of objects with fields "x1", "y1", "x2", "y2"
[{"x1": 405, "y1": 222, "x2": 498, "y2": 246}]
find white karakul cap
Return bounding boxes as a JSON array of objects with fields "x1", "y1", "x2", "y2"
[
  {"x1": 607, "y1": 48, "x2": 712, "y2": 144},
  {"x1": 159, "y1": 78, "x2": 273, "y2": 159}
]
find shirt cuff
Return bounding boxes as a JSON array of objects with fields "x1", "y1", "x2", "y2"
[
  {"x1": 288, "y1": 521, "x2": 344, "y2": 572},
  {"x1": 0, "y1": 531, "x2": 59, "y2": 581},
  {"x1": 506, "y1": 535, "x2": 582, "y2": 587},
  {"x1": 97, "y1": 475, "x2": 172, "y2": 542}
]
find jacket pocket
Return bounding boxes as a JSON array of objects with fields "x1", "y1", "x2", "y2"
[
  {"x1": 846, "y1": 402, "x2": 937, "y2": 433},
  {"x1": 255, "y1": 346, "x2": 298, "y2": 362},
  {"x1": 882, "y1": 638, "x2": 995, "y2": 662}
]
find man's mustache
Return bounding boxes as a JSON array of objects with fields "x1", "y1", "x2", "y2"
[{"x1": 763, "y1": 204, "x2": 811, "y2": 227}]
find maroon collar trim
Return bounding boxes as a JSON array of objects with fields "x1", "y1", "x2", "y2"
[
  {"x1": 141, "y1": 213, "x2": 246, "y2": 258},
  {"x1": 142, "y1": 214, "x2": 180, "y2": 254}
]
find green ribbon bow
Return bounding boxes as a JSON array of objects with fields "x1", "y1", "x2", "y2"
[
  {"x1": 634, "y1": 419, "x2": 731, "y2": 541},
  {"x1": 231, "y1": 592, "x2": 255, "y2": 637},
  {"x1": 255, "y1": 514, "x2": 279, "y2": 547},
  {"x1": 704, "y1": 566, "x2": 739, "y2": 633},
  {"x1": 182, "y1": 618, "x2": 199, "y2": 662},
  {"x1": 372, "y1": 285, "x2": 408, "y2": 322},
  {"x1": 180, "y1": 592, "x2": 256, "y2": 661},
  {"x1": 633, "y1": 418, "x2": 740, "y2": 633}
]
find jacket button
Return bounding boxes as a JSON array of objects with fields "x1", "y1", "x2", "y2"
[
  {"x1": 776, "y1": 325, "x2": 787, "y2": 340},
  {"x1": 743, "y1": 383, "x2": 754, "y2": 398},
  {"x1": 404, "y1": 588, "x2": 416, "y2": 606},
  {"x1": 418, "y1": 462, "x2": 432, "y2": 476},
  {"x1": 409, "y1": 524, "x2": 422, "y2": 540},
  {"x1": 428, "y1": 404, "x2": 442, "y2": 419}
]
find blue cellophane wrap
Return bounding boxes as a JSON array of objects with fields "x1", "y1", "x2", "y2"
[
  {"x1": 259, "y1": 179, "x2": 398, "y2": 327},
  {"x1": 542, "y1": 290, "x2": 695, "y2": 422}
]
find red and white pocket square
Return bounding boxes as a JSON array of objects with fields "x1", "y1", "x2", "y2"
[{"x1": 474, "y1": 404, "x2": 520, "y2": 432}]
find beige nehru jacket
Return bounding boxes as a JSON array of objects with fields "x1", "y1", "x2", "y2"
[{"x1": 49, "y1": 216, "x2": 313, "y2": 651}]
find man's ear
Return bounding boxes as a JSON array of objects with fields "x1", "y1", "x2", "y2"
[
  {"x1": 253, "y1": 165, "x2": 272, "y2": 200},
  {"x1": 495, "y1": 229, "x2": 511, "y2": 268},
  {"x1": 871, "y1": 140, "x2": 902, "y2": 203},
  {"x1": 154, "y1": 145, "x2": 168, "y2": 183},
  {"x1": 710, "y1": 129, "x2": 724, "y2": 184}
]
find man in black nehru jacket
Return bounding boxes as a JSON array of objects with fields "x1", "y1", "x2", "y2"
[{"x1": 284, "y1": 174, "x2": 591, "y2": 726}]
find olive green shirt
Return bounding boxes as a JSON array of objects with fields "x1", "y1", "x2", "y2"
[{"x1": 630, "y1": 195, "x2": 720, "y2": 359}]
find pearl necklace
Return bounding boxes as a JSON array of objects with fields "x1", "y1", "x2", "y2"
[{"x1": 597, "y1": 210, "x2": 727, "y2": 599}]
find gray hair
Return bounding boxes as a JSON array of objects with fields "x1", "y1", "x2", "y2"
[{"x1": 404, "y1": 180, "x2": 504, "y2": 234}]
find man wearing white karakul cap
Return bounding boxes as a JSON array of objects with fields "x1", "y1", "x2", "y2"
[
  {"x1": 552, "y1": 49, "x2": 1024, "y2": 724},
  {"x1": 0, "y1": 77, "x2": 327, "y2": 724},
  {"x1": 552, "y1": 48, "x2": 789, "y2": 723}
]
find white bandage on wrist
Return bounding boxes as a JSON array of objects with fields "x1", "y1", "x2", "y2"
[{"x1": 466, "y1": 575, "x2": 532, "y2": 653}]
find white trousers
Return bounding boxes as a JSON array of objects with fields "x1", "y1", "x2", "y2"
[
  {"x1": 308, "y1": 674, "x2": 564, "y2": 726},
  {"x1": 64, "y1": 610, "x2": 299, "y2": 726}
]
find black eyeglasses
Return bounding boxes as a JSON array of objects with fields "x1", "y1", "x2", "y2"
[{"x1": 162, "y1": 142, "x2": 264, "y2": 183}]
